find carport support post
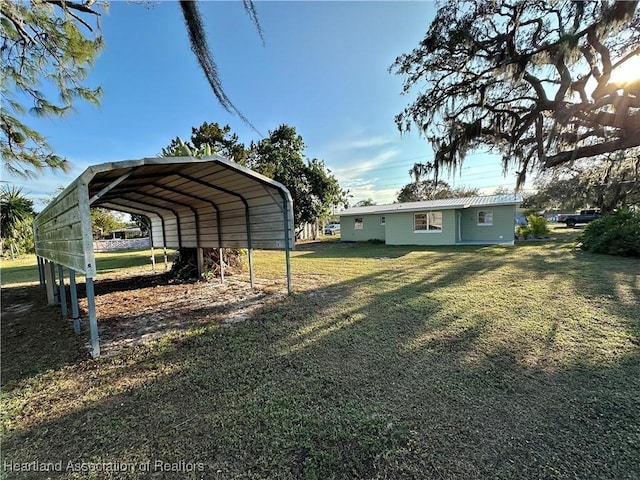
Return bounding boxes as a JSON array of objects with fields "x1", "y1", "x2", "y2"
[
  {"x1": 163, "y1": 247, "x2": 168, "y2": 272},
  {"x1": 248, "y1": 248, "x2": 254, "y2": 290},
  {"x1": 57, "y1": 264, "x2": 68, "y2": 319},
  {"x1": 50, "y1": 261, "x2": 60, "y2": 304},
  {"x1": 44, "y1": 260, "x2": 56, "y2": 305},
  {"x1": 37, "y1": 257, "x2": 44, "y2": 286},
  {"x1": 150, "y1": 246, "x2": 156, "y2": 274},
  {"x1": 219, "y1": 247, "x2": 224, "y2": 283},
  {"x1": 148, "y1": 224, "x2": 156, "y2": 274},
  {"x1": 197, "y1": 248, "x2": 204, "y2": 277},
  {"x1": 285, "y1": 247, "x2": 292, "y2": 295},
  {"x1": 40, "y1": 257, "x2": 46, "y2": 286},
  {"x1": 283, "y1": 197, "x2": 293, "y2": 295},
  {"x1": 86, "y1": 277, "x2": 100, "y2": 358},
  {"x1": 69, "y1": 269, "x2": 81, "y2": 334}
]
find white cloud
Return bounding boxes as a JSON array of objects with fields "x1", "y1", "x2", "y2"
[
  {"x1": 327, "y1": 135, "x2": 393, "y2": 152},
  {"x1": 353, "y1": 187, "x2": 398, "y2": 206},
  {"x1": 341, "y1": 178, "x2": 400, "y2": 206},
  {"x1": 330, "y1": 148, "x2": 400, "y2": 177},
  {"x1": 325, "y1": 144, "x2": 406, "y2": 205},
  {"x1": 4, "y1": 158, "x2": 90, "y2": 208}
]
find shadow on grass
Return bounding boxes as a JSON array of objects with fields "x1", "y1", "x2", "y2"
[
  {"x1": 76, "y1": 273, "x2": 171, "y2": 297},
  {"x1": 0, "y1": 263, "x2": 40, "y2": 285},
  {"x1": 2, "y1": 242, "x2": 639, "y2": 479},
  {"x1": 1, "y1": 284, "x2": 86, "y2": 387},
  {"x1": 509, "y1": 244, "x2": 640, "y2": 329},
  {"x1": 294, "y1": 242, "x2": 512, "y2": 263}
]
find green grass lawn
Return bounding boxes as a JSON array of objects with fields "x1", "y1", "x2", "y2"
[
  {"x1": 2, "y1": 231, "x2": 639, "y2": 479},
  {"x1": 1, "y1": 249, "x2": 177, "y2": 286}
]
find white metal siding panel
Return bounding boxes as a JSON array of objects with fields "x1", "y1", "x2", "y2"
[
  {"x1": 151, "y1": 223, "x2": 165, "y2": 248},
  {"x1": 33, "y1": 182, "x2": 96, "y2": 276}
]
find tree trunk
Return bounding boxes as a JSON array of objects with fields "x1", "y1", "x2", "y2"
[{"x1": 170, "y1": 247, "x2": 243, "y2": 280}]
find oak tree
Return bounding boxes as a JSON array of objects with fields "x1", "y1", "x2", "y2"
[
  {"x1": 251, "y1": 124, "x2": 348, "y2": 231},
  {"x1": 392, "y1": 0, "x2": 640, "y2": 187},
  {"x1": 354, "y1": 198, "x2": 376, "y2": 207},
  {"x1": 396, "y1": 162, "x2": 479, "y2": 202},
  {"x1": 396, "y1": 180, "x2": 479, "y2": 203},
  {"x1": 90, "y1": 207, "x2": 125, "y2": 238},
  {"x1": 523, "y1": 149, "x2": 640, "y2": 212},
  {"x1": 161, "y1": 121, "x2": 249, "y2": 164}
]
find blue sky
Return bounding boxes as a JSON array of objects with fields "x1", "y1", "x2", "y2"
[{"x1": 9, "y1": 1, "x2": 525, "y2": 208}]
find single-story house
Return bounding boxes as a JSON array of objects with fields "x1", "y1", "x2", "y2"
[
  {"x1": 106, "y1": 227, "x2": 143, "y2": 240},
  {"x1": 339, "y1": 194, "x2": 523, "y2": 246}
]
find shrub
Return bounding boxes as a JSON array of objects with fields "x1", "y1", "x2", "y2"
[
  {"x1": 516, "y1": 215, "x2": 551, "y2": 239},
  {"x1": 579, "y1": 209, "x2": 640, "y2": 257},
  {"x1": 1, "y1": 217, "x2": 35, "y2": 257}
]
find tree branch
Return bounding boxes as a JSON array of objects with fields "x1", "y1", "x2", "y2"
[
  {"x1": 544, "y1": 134, "x2": 640, "y2": 168},
  {"x1": 44, "y1": 0, "x2": 101, "y2": 16}
]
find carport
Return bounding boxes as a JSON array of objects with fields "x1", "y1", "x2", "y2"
[{"x1": 32, "y1": 156, "x2": 295, "y2": 358}]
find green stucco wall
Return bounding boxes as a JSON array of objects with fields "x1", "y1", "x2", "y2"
[
  {"x1": 385, "y1": 210, "x2": 457, "y2": 245},
  {"x1": 459, "y1": 205, "x2": 515, "y2": 242},
  {"x1": 340, "y1": 204, "x2": 517, "y2": 245},
  {"x1": 340, "y1": 214, "x2": 386, "y2": 242}
]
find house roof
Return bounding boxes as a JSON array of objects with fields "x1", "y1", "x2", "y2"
[{"x1": 340, "y1": 194, "x2": 523, "y2": 216}]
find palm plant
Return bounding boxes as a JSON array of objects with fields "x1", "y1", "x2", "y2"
[{"x1": 0, "y1": 185, "x2": 35, "y2": 258}]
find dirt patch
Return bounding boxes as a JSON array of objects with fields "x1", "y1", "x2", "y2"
[
  {"x1": 1, "y1": 272, "x2": 286, "y2": 369},
  {"x1": 83, "y1": 275, "x2": 284, "y2": 357}
]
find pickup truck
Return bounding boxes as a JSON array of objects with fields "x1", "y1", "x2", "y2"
[{"x1": 557, "y1": 209, "x2": 601, "y2": 227}]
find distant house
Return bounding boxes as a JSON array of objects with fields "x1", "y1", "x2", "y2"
[
  {"x1": 339, "y1": 194, "x2": 523, "y2": 246},
  {"x1": 107, "y1": 227, "x2": 143, "y2": 239}
]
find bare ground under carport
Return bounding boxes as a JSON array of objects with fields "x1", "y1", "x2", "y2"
[{"x1": 1, "y1": 272, "x2": 287, "y2": 373}]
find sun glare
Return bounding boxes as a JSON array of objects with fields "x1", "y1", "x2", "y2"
[{"x1": 609, "y1": 54, "x2": 640, "y2": 84}]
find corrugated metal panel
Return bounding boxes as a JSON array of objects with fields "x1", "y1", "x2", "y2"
[
  {"x1": 33, "y1": 181, "x2": 96, "y2": 276},
  {"x1": 340, "y1": 194, "x2": 524, "y2": 216},
  {"x1": 33, "y1": 156, "x2": 295, "y2": 276}
]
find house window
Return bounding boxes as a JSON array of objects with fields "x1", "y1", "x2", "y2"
[
  {"x1": 414, "y1": 212, "x2": 442, "y2": 232},
  {"x1": 380, "y1": 216, "x2": 386, "y2": 225},
  {"x1": 478, "y1": 210, "x2": 493, "y2": 226},
  {"x1": 354, "y1": 217, "x2": 363, "y2": 229}
]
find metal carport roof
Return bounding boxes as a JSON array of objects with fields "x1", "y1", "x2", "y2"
[{"x1": 33, "y1": 156, "x2": 294, "y2": 357}]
